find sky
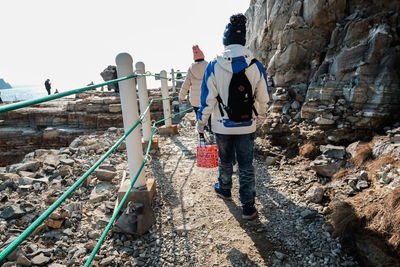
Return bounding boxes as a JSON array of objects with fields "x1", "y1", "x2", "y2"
[{"x1": 0, "y1": 0, "x2": 250, "y2": 91}]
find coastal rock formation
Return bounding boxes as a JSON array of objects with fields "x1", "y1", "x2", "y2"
[
  {"x1": 248, "y1": 3, "x2": 400, "y2": 264},
  {"x1": 0, "y1": 92, "x2": 123, "y2": 166},
  {"x1": 0, "y1": 90, "x2": 166, "y2": 166},
  {"x1": 0, "y1": 78, "x2": 12, "y2": 89},
  {"x1": 246, "y1": 0, "x2": 400, "y2": 129}
]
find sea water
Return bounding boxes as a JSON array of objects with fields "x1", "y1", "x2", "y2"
[{"x1": 0, "y1": 85, "x2": 47, "y2": 101}]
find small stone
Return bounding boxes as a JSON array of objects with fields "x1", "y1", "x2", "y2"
[
  {"x1": 46, "y1": 218, "x2": 64, "y2": 229},
  {"x1": 17, "y1": 254, "x2": 32, "y2": 266},
  {"x1": 320, "y1": 144, "x2": 346, "y2": 159},
  {"x1": 356, "y1": 180, "x2": 369, "y2": 190},
  {"x1": 84, "y1": 241, "x2": 97, "y2": 252},
  {"x1": 291, "y1": 101, "x2": 301, "y2": 110},
  {"x1": 305, "y1": 186, "x2": 324, "y2": 203},
  {"x1": 15, "y1": 161, "x2": 41, "y2": 172},
  {"x1": 315, "y1": 117, "x2": 335, "y2": 125},
  {"x1": 31, "y1": 253, "x2": 50, "y2": 265},
  {"x1": 1, "y1": 205, "x2": 25, "y2": 220},
  {"x1": 310, "y1": 157, "x2": 342, "y2": 177},
  {"x1": 94, "y1": 169, "x2": 117, "y2": 181},
  {"x1": 300, "y1": 209, "x2": 317, "y2": 219},
  {"x1": 100, "y1": 256, "x2": 115, "y2": 266},
  {"x1": 59, "y1": 159, "x2": 75, "y2": 166}
]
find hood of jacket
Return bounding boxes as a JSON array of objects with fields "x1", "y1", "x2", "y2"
[
  {"x1": 216, "y1": 44, "x2": 253, "y2": 74},
  {"x1": 189, "y1": 61, "x2": 208, "y2": 80}
]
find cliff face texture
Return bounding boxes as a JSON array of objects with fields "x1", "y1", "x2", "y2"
[{"x1": 246, "y1": 0, "x2": 400, "y2": 129}]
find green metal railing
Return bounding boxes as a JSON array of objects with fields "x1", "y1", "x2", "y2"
[
  {"x1": 84, "y1": 106, "x2": 192, "y2": 266},
  {"x1": 0, "y1": 72, "x2": 185, "y2": 114},
  {"x1": 0, "y1": 73, "x2": 193, "y2": 264},
  {"x1": 0, "y1": 74, "x2": 135, "y2": 114}
]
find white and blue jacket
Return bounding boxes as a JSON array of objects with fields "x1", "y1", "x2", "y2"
[{"x1": 198, "y1": 44, "x2": 271, "y2": 135}]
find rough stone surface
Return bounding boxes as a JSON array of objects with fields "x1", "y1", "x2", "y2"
[
  {"x1": 0, "y1": 115, "x2": 361, "y2": 266},
  {"x1": 246, "y1": 0, "x2": 400, "y2": 129},
  {"x1": 31, "y1": 253, "x2": 51, "y2": 265},
  {"x1": 310, "y1": 156, "x2": 343, "y2": 177},
  {"x1": 94, "y1": 169, "x2": 117, "y2": 182},
  {"x1": 305, "y1": 185, "x2": 324, "y2": 203},
  {"x1": 0, "y1": 90, "x2": 169, "y2": 166}
]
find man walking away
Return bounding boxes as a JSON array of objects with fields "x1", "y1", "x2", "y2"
[
  {"x1": 44, "y1": 79, "x2": 51, "y2": 95},
  {"x1": 197, "y1": 13, "x2": 270, "y2": 220}
]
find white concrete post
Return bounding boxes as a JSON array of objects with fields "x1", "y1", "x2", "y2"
[
  {"x1": 135, "y1": 61, "x2": 152, "y2": 143},
  {"x1": 160, "y1": 70, "x2": 172, "y2": 127},
  {"x1": 115, "y1": 53, "x2": 146, "y2": 187},
  {"x1": 170, "y1": 68, "x2": 176, "y2": 93}
]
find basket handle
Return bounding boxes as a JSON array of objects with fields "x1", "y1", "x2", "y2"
[{"x1": 198, "y1": 133, "x2": 206, "y2": 146}]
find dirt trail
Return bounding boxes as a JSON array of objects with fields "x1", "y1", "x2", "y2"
[
  {"x1": 145, "y1": 112, "x2": 358, "y2": 267},
  {"x1": 0, "y1": 112, "x2": 360, "y2": 267}
]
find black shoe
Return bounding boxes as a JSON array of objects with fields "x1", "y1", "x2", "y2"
[
  {"x1": 242, "y1": 203, "x2": 257, "y2": 220},
  {"x1": 214, "y1": 183, "x2": 232, "y2": 200}
]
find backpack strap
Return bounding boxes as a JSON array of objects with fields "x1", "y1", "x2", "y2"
[
  {"x1": 249, "y1": 58, "x2": 258, "y2": 66},
  {"x1": 249, "y1": 58, "x2": 258, "y2": 117},
  {"x1": 216, "y1": 94, "x2": 226, "y2": 117},
  {"x1": 252, "y1": 106, "x2": 258, "y2": 117}
]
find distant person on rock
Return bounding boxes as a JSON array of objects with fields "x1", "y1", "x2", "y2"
[
  {"x1": 197, "y1": 14, "x2": 271, "y2": 220},
  {"x1": 44, "y1": 79, "x2": 51, "y2": 95},
  {"x1": 179, "y1": 45, "x2": 208, "y2": 123},
  {"x1": 54, "y1": 89, "x2": 59, "y2": 94}
]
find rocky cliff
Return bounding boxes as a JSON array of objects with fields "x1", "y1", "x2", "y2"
[
  {"x1": 0, "y1": 79, "x2": 12, "y2": 89},
  {"x1": 246, "y1": 0, "x2": 400, "y2": 129}
]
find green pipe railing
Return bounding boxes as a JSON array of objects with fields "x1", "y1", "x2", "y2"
[
  {"x1": 0, "y1": 93, "x2": 183, "y2": 262},
  {"x1": 0, "y1": 66, "x2": 188, "y2": 263},
  {"x1": 0, "y1": 111, "x2": 143, "y2": 262},
  {"x1": 0, "y1": 74, "x2": 147, "y2": 114},
  {"x1": 84, "y1": 106, "x2": 192, "y2": 266},
  {"x1": 0, "y1": 71, "x2": 185, "y2": 114}
]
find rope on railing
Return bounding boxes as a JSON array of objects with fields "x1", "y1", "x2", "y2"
[
  {"x1": 84, "y1": 106, "x2": 193, "y2": 266},
  {"x1": 0, "y1": 95, "x2": 185, "y2": 263}
]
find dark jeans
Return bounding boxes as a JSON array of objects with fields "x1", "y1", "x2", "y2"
[{"x1": 215, "y1": 133, "x2": 255, "y2": 205}]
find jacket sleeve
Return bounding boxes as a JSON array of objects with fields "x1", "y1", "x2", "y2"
[
  {"x1": 178, "y1": 68, "x2": 192, "y2": 102},
  {"x1": 253, "y1": 61, "x2": 271, "y2": 115},
  {"x1": 198, "y1": 61, "x2": 218, "y2": 124}
]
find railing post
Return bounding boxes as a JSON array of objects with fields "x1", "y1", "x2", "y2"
[
  {"x1": 135, "y1": 62, "x2": 152, "y2": 143},
  {"x1": 160, "y1": 70, "x2": 172, "y2": 127},
  {"x1": 116, "y1": 53, "x2": 146, "y2": 187},
  {"x1": 171, "y1": 68, "x2": 176, "y2": 93}
]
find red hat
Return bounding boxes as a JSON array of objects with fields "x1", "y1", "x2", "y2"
[{"x1": 192, "y1": 45, "x2": 205, "y2": 61}]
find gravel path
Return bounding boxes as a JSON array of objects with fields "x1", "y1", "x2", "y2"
[
  {"x1": 138, "y1": 113, "x2": 358, "y2": 267},
  {"x1": 0, "y1": 112, "x2": 359, "y2": 266}
]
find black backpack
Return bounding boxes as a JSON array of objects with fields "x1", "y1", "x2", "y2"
[{"x1": 216, "y1": 59, "x2": 258, "y2": 122}]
